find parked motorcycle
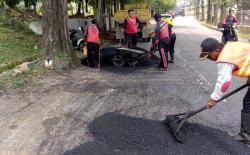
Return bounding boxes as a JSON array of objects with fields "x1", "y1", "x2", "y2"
[
  {"x1": 221, "y1": 22, "x2": 238, "y2": 44},
  {"x1": 69, "y1": 26, "x2": 85, "y2": 52}
]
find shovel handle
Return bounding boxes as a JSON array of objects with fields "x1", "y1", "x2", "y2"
[
  {"x1": 217, "y1": 83, "x2": 249, "y2": 102},
  {"x1": 187, "y1": 84, "x2": 249, "y2": 119}
]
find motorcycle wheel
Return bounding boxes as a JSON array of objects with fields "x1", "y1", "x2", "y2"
[{"x1": 112, "y1": 55, "x2": 125, "y2": 67}]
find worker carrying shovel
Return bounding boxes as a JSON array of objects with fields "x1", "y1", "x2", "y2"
[
  {"x1": 153, "y1": 13, "x2": 170, "y2": 70},
  {"x1": 199, "y1": 38, "x2": 250, "y2": 147}
]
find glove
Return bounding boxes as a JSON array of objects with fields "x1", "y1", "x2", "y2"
[{"x1": 207, "y1": 99, "x2": 217, "y2": 109}]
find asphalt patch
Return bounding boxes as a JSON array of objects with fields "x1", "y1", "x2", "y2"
[
  {"x1": 164, "y1": 115, "x2": 190, "y2": 143},
  {"x1": 63, "y1": 113, "x2": 250, "y2": 155}
]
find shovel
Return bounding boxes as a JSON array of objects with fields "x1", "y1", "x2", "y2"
[{"x1": 165, "y1": 83, "x2": 249, "y2": 143}]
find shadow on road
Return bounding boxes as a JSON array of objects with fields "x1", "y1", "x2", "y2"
[{"x1": 63, "y1": 113, "x2": 250, "y2": 155}]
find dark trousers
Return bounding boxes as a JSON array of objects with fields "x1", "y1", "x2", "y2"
[
  {"x1": 87, "y1": 42, "x2": 100, "y2": 68},
  {"x1": 158, "y1": 38, "x2": 169, "y2": 69},
  {"x1": 243, "y1": 87, "x2": 250, "y2": 113},
  {"x1": 126, "y1": 33, "x2": 137, "y2": 48},
  {"x1": 169, "y1": 33, "x2": 176, "y2": 60}
]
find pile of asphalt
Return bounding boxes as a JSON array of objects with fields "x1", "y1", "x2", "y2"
[{"x1": 64, "y1": 113, "x2": 250, "y2": 155}]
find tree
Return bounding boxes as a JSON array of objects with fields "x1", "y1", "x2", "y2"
[
  {"x1": 24, "y1": 0, "x2": 38, "y2": 13},
  {"x1": 241, "y1": 0, "x2": 250, "y2": 9},
  {"x1": 201, "y1": 0, "x2": 205, "y2": 21},
  {"x1": 95, "y1": 0, "x2": 103, "y2": 27},
  {"x1": 213, "y1": 3, "x2": 219, "y2": 25},
  {"x1": 0, "y1": 0, "x2": 4, "y2": 8},
  {"x1": 24, "y1": 0, "x2": 37, "y2": 9},
  {"x1": 195, "y1": 0, "x2": 200, "y2": 19},
  {"x1": 151, "y1": 0, "x2": 176, "y2": 14},
  {"x1": 42, "y1": 0, "x2": 80, "y2": 69},
  {"x1": 4, "y1": 0, "x2": 20, "y2": 8},
  {"x1": 207, "y1": 0, "x2": 212, "y2": 23},
  {"x1": 72, "y1": 0, "x2": 84, "y2": 15}
]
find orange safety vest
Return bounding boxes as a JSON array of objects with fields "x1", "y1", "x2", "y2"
[
  {"x1": 86, "y1": 24, "x2": 100, "y2": 44},
  {"x1": 159, "y1": 21, "x2": 169, "y2": 40},
  {"x1": 125, "y1": 16, "x2": 137, "y2": 34},
  {"x1": 217, "y1": 42, "x2": 250, "y2": 77}
]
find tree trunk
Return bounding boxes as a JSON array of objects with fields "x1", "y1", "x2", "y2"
[
  {"x1": 33, "y1": 1, "x2": 37, "y2": 14},
  {"x1": 201, "y1": 0, "x2": 205, "y2": 21},
  {"x1": 236, "y1": 0, "x2": 242, "y2": 22},
  {"x1": 120, "y1": 0, "x2": 125, "y2": 9},
  {"x1": 77, "y1": 2, "x2": 82, "y2": 15},
  {"x1": 206, "y1": 0, "x2": 212, "y2": 23},
  {"x1": 108, "y1": 0, "x2": 112, "y2": 30},
  {"x1": 196, "y1": 0, "x2": 200, "y2": 19},
  {"x1": 24, "y1": 0, "x2": 29, "y2": 9},
  {"x1": 42, "y1": 0, "x2": 79, "y2": 69},
  {"x1": 95, "y1": 0, "x2": 103, "y2": 28},
  {"x1": 86, "y1": 0, "x2": 88, "y2": 13},
  {"x1": 219, "y1": 3, "x2": 227, "y2": 26},
  {"x1": 114, "y1": 0, "x2": 117, "y2": 12},
  {"x1": 213, "y1": 4, "x2": 219, "y2": 26}
]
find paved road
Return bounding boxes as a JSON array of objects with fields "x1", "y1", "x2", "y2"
[{"x1": 0, "y1": 16, "x2": 250, "y2": 154}]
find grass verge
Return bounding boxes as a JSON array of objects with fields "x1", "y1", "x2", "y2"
[
  {"x1": 238, "y1": 32, "x2": 250, "y2": 39},
  {"x1": 0, "y1": 60, "x2": 46, "y2": 89},
  {"x1": 0, "y1": 25, "x2": 41, "y2": 69}
]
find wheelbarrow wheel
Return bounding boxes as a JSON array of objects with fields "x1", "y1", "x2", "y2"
[{"x1": 112, "y1": 55, "x2": 125, "y2": 67}]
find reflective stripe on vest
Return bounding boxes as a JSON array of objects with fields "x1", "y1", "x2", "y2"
[
  {"x1": 239, "y1": 51, "x2": 250, "y2": 76},
  {"x1": 125, "y1": 16, "x2": 137, "y2": 34},
  {"x1": 86, "y1": 24, "x2": 100, "y2": 44},
  {"x1": 217, "y1": 42, "x2": 250, "y2": 77},
  {"x1": 159, "y1": 21, "x2": 169, "y2": 39}
]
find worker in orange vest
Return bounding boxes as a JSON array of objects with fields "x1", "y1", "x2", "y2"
[
  {"x1": 199, "y1": 38, "x2": 250, "y2": 147},
  {"x1": 153, "y1": 13, "x2": 170, "y2": 70},
  {"x1": 124, "y1": 9, "x2": 140, "y2": 48},
  {"x1": 84, "y1": 18, "x2": 100, "y2": 68}
]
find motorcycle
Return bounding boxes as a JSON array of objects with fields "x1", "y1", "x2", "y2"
[
  {"x1": 69, "y1": 26, "x2": 85, "y2": 52},
  {"x1": 221, "y1": 22, "x2": 238, "y2": 44}
]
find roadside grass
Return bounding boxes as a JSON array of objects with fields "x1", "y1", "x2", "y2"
[
  {"x1": 0, "y1": 9, "x2": 44, "y2": 89},
  {"x1": 0, "y1": 60, "x2": 47, "y2": 89},
  {"x1": 0, "y1": 26, "x2": 41, "y2": 67},
  {"x1": 0, "y1": 53, "x2": 73, "y2": 89},
  {"x1": 238, "y1": 32, "x2": 250, "y2": 39}
]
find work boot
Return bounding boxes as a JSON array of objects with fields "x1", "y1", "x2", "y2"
[{"x1": 231, "y1": 111, "x2": 250, "y2": 147}]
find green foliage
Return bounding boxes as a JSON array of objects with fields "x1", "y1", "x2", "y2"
[
  {"x1": 151, "y1": 0, "x2": 176, "y2": 13},
  {"x1": 124, "y1": 0, "x2": 145, "y2": 3},
  {"x1": 0, "y1": 0, "x2": 4, "y2": 8},
  {"x1": 4, "y1": 0, "x2": 20, "y2": 8}
]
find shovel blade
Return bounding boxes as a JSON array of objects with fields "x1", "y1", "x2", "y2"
[{"x1": 164, "y1": 115, "x2": 186, "y2": 143}]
